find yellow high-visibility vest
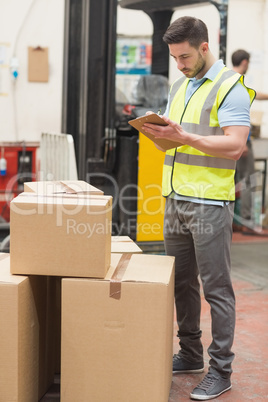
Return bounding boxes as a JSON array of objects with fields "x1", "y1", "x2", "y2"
[{"x1": 162, "y1": 67, "x2": 255, "y2": 201}]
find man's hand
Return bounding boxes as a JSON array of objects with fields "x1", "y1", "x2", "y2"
[
  {"x1": 144, "y1": 111, "x2": 166, "y2": 151},
  {"x1": 142, "y1": 115, "x2": 186, "y2": 144}
]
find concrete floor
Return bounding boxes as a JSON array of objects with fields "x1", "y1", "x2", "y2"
[
  {"x1": 41, "y1": 232, "x2": 268, "y2": 401},
  {"x1": 170, "y1": 235, "x2": 268, "y2": 401}
]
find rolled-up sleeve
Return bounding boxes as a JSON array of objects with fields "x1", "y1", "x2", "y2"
[{"x1": 218, "y1": 82, "x2": 251, "y2": 128}]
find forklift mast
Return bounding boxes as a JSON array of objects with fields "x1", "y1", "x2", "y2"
[
  {"x1": 61, "y1": 0, "x2": 229, "y2": 240},
  {"x1": 62, "y1": 0, "x2": 117, "y2": 180}
]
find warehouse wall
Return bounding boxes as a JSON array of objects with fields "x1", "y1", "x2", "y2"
[
  {"x1": 0, "y1": 0, "x2": 65, "y2": 142},
  {"x1": 227, "y1": 0, "x2": 268, "y2": 134},
  {"x1": 1, "y1": 0, "x2": 268, "y2": 143}
]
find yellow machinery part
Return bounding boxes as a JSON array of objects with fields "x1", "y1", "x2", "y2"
[{"x1": 136, "y1": 132, "x2": 166, "y2": 242}]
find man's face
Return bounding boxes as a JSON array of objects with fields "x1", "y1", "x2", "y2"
[{"x1": 169, "y1": 41, "x2": 207, "y2": 79}]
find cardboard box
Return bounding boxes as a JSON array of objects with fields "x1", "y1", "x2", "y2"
[
  {"x1": 51, "y1": 235, "x2": 142, "y2": 376},
  {"x1": 51, "y1": 236, "x2": 142, "y2": 374},
  {"x1": 24, "y1": 180, "x2": 104, "y2": 196},
  {"x1": 10, "y1": 193, "x2": 112, "y2": 277},
  {"x1": 61, "y1": 253, "x2": 175, "y2": 402},
  {"x1": 49, "y1": 236, "x2": 142, "y2": 375},
  {"x1": 0, "y1": 253, "x2": 55, "y2": 402},
  {"x1": 111, "y1": 235, "x2": 142, "y2": 253}
]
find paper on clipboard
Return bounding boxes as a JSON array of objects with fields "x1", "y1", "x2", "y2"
[{"x1": 128, "y1": 113, "x2": 183, "y2": 151}]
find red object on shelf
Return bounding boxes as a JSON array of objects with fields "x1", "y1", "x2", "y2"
[{"x1": 0, "y1": 142, "x2": 39, "y2": 222}]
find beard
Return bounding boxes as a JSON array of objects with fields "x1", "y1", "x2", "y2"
[{"x1": 181, "y1": 52, "x2": 206, "y2": 78}]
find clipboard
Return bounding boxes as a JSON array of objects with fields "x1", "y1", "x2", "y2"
[
  {"x1": 28, "y1": 46, "x2": 49, "y2": 82},
  {"x1": 128, "y1": 113, "x2": 182, "y2": 151}
]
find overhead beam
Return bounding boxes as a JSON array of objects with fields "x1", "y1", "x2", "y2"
[{"x1": 119, "y1": 0, "x2": 229, "y2": 65}]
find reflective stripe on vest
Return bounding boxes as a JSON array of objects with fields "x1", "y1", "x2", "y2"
[
  {"x1": 164, "y1": 153, "x2": 236, "y2": 170},
  {"x1": 162, "y1": 67, "x2": 256, "y2": 200}
]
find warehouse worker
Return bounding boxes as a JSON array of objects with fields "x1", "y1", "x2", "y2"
[
  {"x1": 232, "y1": 49, "x2": 268, "y2": 231},
  {"x1": 143, "y1": 17, "x2": 255, "y2": 401},
  {"x1": 232, "y1": 49, "x2": 268, "y2": 100}
]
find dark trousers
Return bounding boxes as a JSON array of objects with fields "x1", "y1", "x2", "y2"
[{"x1": 164, "y1": 198, "x2": 235, "y2": 377}]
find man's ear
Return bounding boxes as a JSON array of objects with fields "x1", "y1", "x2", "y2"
[
  {"x1": 241, "y1": 59, "x2": 249, "y2": 73},
  {"x1": 200, "y1": 42, "x2": 209, "y2": 54}
]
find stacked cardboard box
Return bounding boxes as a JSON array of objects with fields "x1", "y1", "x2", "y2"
[
  {"x1": 10, "y1": 192, "x2": 112, "y2": 277},
  {"x1": 61, "y1": 253, "x2": 175, "y2": 402},
  {"x1": 52, "y1": 236, "x2": 143, "y2": 375},
  {"x1": 5, "y1": 180, "x2": 175, "y2": 401},
  {"x1": 0, "y1": 253, "x2": 55, "y2": 402},
  {"x1": 1, "y1": 180, "x2": 110, "y2": 401},
  {"x1": 10, "y1": 180, "x2": 112, "y2": 384}
]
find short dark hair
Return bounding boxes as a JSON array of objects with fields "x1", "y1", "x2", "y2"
[
  {"x1": 231, "y1": 49, "x2": 250, "y2": 67},
  {"x1": 163, "y1": 16, "x2": 209, "y2": 48}
]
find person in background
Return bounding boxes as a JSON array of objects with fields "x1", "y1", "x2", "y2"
[
  {"x1": 232, "y1": 49, "x2": 268, "y2": 231},
  {"x1": 143, "y1": 17, "x2": 255, "y2": 400}
]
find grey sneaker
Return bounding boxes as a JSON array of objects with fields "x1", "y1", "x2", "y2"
[
  {"x1": 173, "y1": 354, "x2": 204, "y2": 374},
  {"x1": 190, "y1": 372, "x2": 232, "y2": 400}
]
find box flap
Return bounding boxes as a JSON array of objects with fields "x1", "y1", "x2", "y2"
[
  {"x1": 111, "y1": 236, "x2": 132, "y2": 242},
  {"x1": 106, "y1": 253, "x2": 174, "y2": 285},
  {"x1": 111, "y1": 242, "x2": 142, "y2": 254},
  {"x1": 111, "y1": 236, "x2": 142, "y2": 253},
  {"x1": 63, "y1": 253, "x2": 174, "y2": 290},
  {"x1": 11, "y1": 193, "x2": 112, "y2": 210},
  {"x1": 24, "y1": 180, "x2": 104, "y2": 195},
  {"x1": 59, "y1": 181, "x2": 103, "y2": 195}
]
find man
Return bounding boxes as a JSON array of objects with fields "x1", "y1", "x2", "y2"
[
  {"x1": 232, "y1": 49, "x2": 268, "y2": 100},
  {"x1": 143, "y1": 17, "x2": 255, "y2": 400},
  {"x1": 232, "y1": 49, "x2": 268, "y2": 231}
]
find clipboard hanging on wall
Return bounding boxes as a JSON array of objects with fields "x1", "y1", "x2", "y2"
[{"x1": 28, "y1": 46, "x2": 49, "y2": 82}]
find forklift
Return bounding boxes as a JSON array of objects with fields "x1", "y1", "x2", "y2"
[
  {"x1": 0, "y1": 0, "x2": 228, "y2": 253},
  {"x1": 62, "y1": 0, "x2": 229, "y2": 249}
]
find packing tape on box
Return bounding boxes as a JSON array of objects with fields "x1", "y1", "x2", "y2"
[{"x1": 110, "y1": 253, "x2": 132, "y2": 300}]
